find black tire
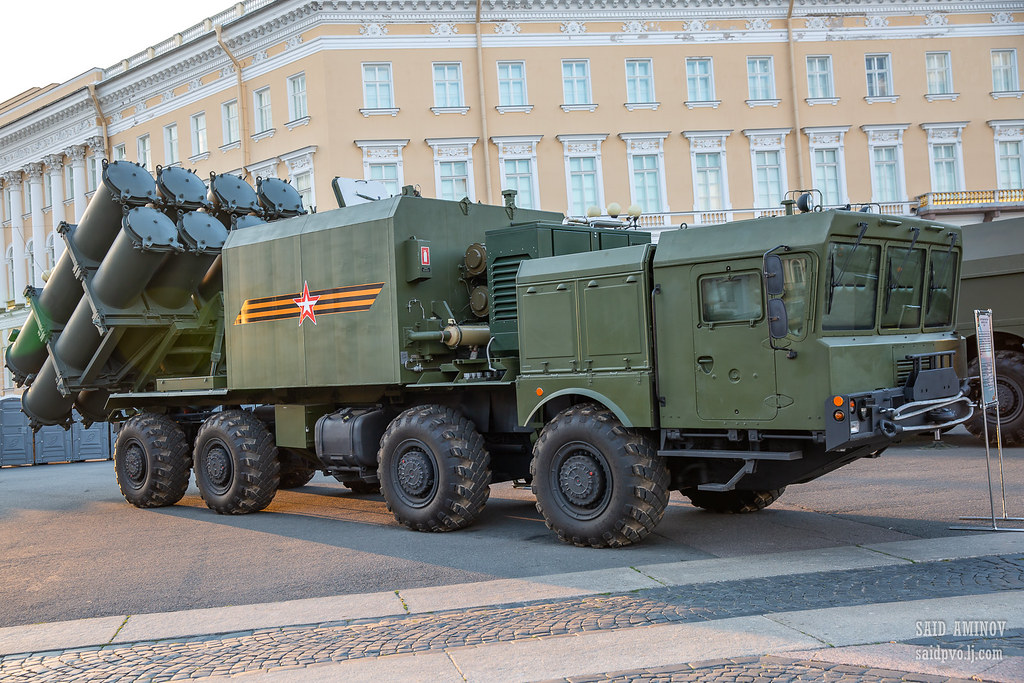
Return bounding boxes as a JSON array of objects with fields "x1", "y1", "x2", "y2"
[
  {"x1": 531, "y1": 403, "x2": 670, "y2": 548},
  {"x1": 378, "y1": 404, "x2": 491, "y2": 532},
  {"x1": 965, "y1": 351, "x2": 1024, "y2": 446},
  {"x1": 114, "y1": 413, "x2": 191, "y2": 508},
  {"x1": 193, "y1": 410, "x2": 280, "y2": 514},
  {"x1": 684, "y1": 487, "x2": 786, "y2": 513},
  {"x1": 343, "y1": 480, "x2": 381, "y2": 495},
  {"x1": 278, "y1": 448, "x2": 317, "y2": 489}
]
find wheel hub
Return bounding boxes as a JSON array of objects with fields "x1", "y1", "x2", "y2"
[
  {"x1": 397, "y1": 449, "x2": 434, "y2": 498},
  {"x1": 558, "y1": 452, "x2": 605, "y2": 507},
  {"x1": 124, "y1": 443, "x2": 146, "y2": 486},
  {"x1": 205, "y1": 445, "x2": 232, "y2": 488},
  {"x1": 997, "y1": 379, "x2": 1022, "y2": 421}
]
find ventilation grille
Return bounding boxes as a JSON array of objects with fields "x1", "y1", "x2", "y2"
[{"x1": 490, "y1": 255, "x2": 528, "y2": 321}]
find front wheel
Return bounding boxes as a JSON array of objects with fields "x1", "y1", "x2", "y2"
[
  {"x1": 114, "y1": 413, "x2": 191, "y2": 508},
  {"x1": 193, "y1": 410, "x2": 279, "y2": 514},
  {"x1": 378, "y1": 404, "x2": 491, "y2": 532},
  {"x1": 684, "y1": 487, "x2": 786, "y2": 513},
  {"x1": 965, "y1": 351, "x2": 1024, "y2": 446},
  {"x1": 531, "y1": 403, "x2": 669, "y2": 548}
]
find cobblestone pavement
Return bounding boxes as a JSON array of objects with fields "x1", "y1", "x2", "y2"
[{"x1": 2, "y1": 555, "x2": 1022, "y2": 681}]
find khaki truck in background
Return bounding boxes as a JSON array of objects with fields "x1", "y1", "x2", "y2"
[{"x1": 957, "y1": 217, "x2": 1024, "y2": 445}]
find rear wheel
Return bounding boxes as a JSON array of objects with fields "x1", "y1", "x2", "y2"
[
  {"x1": 378, "y1": 404, "x2": 491, "y2": 532},
  {"x1": 193, "y1": 410, "x2": 279, "y2": 514},
  {"x1": 531, "y1": 403, "x2": 669, "y2": 548},
  {"x1": 684, "y1": 487, "x2": 786, "y2": 513},
  {"x1": 114, "y1": 413, "x2": 190, "y2": 508},
  {"x1": 965, "y1": 351, "x2": 1024, "y2": 446}
]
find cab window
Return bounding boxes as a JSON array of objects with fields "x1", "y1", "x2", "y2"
[
  {"x1": 823, "y1": 242, "x2": 880, "y2": 331},
  {"x1": 781, "y1": 253, "x2": 812, "y2": 337},
  {"x1": 924, "y1": 249, "x2": 958, "y2": 327},
  {"x1": 700, "y1": 272, "x2": 763, "y2": 323},
  {"x1": 881, "y1": 246, "x2": 925, "y2": 329}
]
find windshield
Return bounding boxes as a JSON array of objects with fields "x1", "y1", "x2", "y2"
[
  {"x1": 881, "y1": 246, "x2": 925, "y2": 329},
  {"x1": 925, "y1": 248, "x2": 958, "y2": 327},
  {"x1": 823, "y1": 241, "x2": 880, "y2": 331}
]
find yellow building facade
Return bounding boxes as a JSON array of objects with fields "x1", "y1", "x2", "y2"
[{"x1": 0, "y1": 0, "x2": 1022, "y2": 393}]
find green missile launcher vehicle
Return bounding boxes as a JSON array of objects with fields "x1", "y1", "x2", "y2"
[{"x1": 7, "y1": 164, "x2": 972, "y2": 547}]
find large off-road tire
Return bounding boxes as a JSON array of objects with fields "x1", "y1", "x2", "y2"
[
  {"x1": 193, "y1": 410, "x2": 280, "y2": 514},
  {"x1": 683, "y1": 487, "x2": 786, "y2": 513},
  {"x1": 965, "y1": 351, "x2": 1024, "y2": 446},
  {"x1": 378, "y1": 404, "x2": 491, "y2": 532},
  {"x1": 531, "y1": 403, "x2": 670, "y2": 548},
  {"x1": 278, "y1": 448, "x2": 317, "y2": 489},
  {"x1": 114, "y1": 413, "x2": 191, "y2": 508}
]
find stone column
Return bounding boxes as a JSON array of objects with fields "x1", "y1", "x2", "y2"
[
  {"x1": 86, "y1": 135, "x2": 106, "y2": 193},
  {"x1": 0, "y1": 177, "x2": 10, "y2": 304},
  {"x1": 2, "y1": 171, "x2": 26, "y2": 304},
  {"x1": 43, "y1": 154, "x2": 66, "y2": 266},
  {"x1": 65, "y1": 144, "x2": 88, "y2": 223},
  {"x1": 25, "y1": 162, "x2": 45, "y2": 287}
]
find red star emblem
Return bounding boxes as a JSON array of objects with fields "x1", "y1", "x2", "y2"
[{"x1": 293, "y1": 281, "x2": 320, "y2": 326}]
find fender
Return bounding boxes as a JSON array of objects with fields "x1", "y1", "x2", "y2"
[{"x1": 522, "y1": 388, "x2": 635, "y2": 427}]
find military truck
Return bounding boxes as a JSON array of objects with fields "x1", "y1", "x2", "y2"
[
  {"x1": 7, "y1": 161, "x2": 972, "y2": 547},
  {"x1": 956, "y1": 217, "x2": 1024, "y2": 445}
]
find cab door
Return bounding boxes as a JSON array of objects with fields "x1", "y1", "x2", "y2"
[{"x1": 691, "y1": 260, "x2": 778, "y2": 421}]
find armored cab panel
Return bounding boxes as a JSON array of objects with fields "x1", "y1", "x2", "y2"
[
  {"x1": 956, "y1": 217, "x2": 1024, "y2": 341},
  {"x1": 224, "y1": 194, "x2": 561, "y2": 393}
]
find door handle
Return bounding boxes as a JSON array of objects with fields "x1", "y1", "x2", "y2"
[{"x1": 697, "y1": 356, "x2": 713, "y2": 374}]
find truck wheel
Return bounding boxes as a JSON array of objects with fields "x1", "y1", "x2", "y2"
[
  {"x1": 531, "y1": 403, "x2": 669, "y2": 548},
  {"x1": 278, "y1": 448, "x2": 316, "y2": 489},
  {"x1": 965, "y1": 351, "x2": 1024, "y2": 446},
  {"x1": 114, "y1": 413, "x2": 191, "y2": 508},
  {"x1": 378, "y1": 404, "x2": 491, "y2": 532},
  {"x1": 684, "y1": 487, "x2": 786, "y2": 513},
  {"x1": 193, "y1": 410, "x2": 280, "y2": 514}
]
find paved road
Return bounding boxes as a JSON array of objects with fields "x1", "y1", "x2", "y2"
[{"x1": 0, "y1": 427, "x2": 1019, "y2": 628}]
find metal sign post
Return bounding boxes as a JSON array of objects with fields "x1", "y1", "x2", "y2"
[{"x1": 951, "y1": 309, "x2": 1024, "y2": 531}]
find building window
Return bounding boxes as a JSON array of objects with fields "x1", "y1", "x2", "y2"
[
  {"x1": 684, "y1": 131, "x2": 731, "y2": 219},
  {"x1": 288, "y1": 73, "x2": 307, "y2": 121},
  {"x1": 814, "y1": 150, "x2": 842, "y2": 204},
  {"x1": 5, "y1": 246, "x2": 14, "y2": 300},
  {"x1": 191, "y1": 113, "x2": 208, "y2": 156},
  {"x1": 562, "y1": 60, "x2": 592, "y2": 106},
  {"x1": 625, "y1": 59, "x2": 655, "y2": 104},
  {"x1": 997, "y1": 141, "x2": 1023, "y2": 189},
  {"x1": 754, "y1": 151, "x2": 783, "y2": 208},
  {"x1": 871, "y1": 147, "x2": 900, "y2": 202},
  {"x1": 619, "y1": 132, "x2": 669, "y2": 220},
  {"x1": 362, "y1": 63, "x2": 394, "y2": 109},
  {"x1": 806, "y1": 56, "x2": 835, "y2": 100},
  {"x1": 45, "y1": 233, "x2": 55, "y2": 270},
  {"x1": 292, "y1": 172, "x2": 311, "y2": 210},
  {"x1": 64, "y1": 165, "x2": 74, "y2": 198},
  {"x1": 88, "y1": 160, "x2": 98, "y2": 192},
  {"x1": 164, "y1": 124, "x2": 179, "y2": 165},
  {"x1": 222, "y1": 100, "x2": 240, "y2": 144},
  {"x1": 685, "y1": 57, "x2": 715, "y2": 101},
  {"x1": 862, "y1": 124, "x2": 908, "y2": 207},
  {"x1": 253, "y1": 87, "x2": 272, "y2": 133},
  {"x1": 747, "y1": 57, "x2": 775, "y2": 100},
  {"x1": 497, "y1": 61, "x2": 528, "y2": 107},
  {"x1": 2, "y1": 187, "x2": 9, "y2": 221},
  {"x1": 355, "y1": 139, "x2": 408, "y2": 194},
  {"x1": 931, "y1": 145, "x2": 959, "y2": 192},
  {"x1": 992, "y1": 49, "x2": 1020, "y2": 93},
  {"x1": 922, "y1": 123, "x2": 966, "y2": 193},
  {"x1": 43, "y1": 173, "x2": 52, "y2": 207},
  {"x1": 631, "y1": 155, "x2": 662, "y2": 213},
  {"x1": 25, "y1": 240, "x2": 35, "y2": 288},
  {"x1": 113, "y1": 144, "x2": 126, "y2": 161},
  {"x1": 805, "y1": 126, "x2": 849, "y2": 206},
  {"x1": 137, "y1": 134, "x2": 152, "y2": 173},
  {"x1": 426, "y1": 138, "x2": 477, "y2": 202},
  {"x1": 493, "y1": 136, "x2": 541, "y2": 210},
  {"x1": 558, "y1": 134, "x2": 606, "y2": 216},
  {"x1": 694, "y1": 154, "x2": 724, "y2": 211},
  {"x1": 926, "y1": 52, "x2": 953, "y2": 95},
  {"x1": 432, "y1": 63, "x2": 464, "y2": 108},
  {"x1": 865, "y1": 54, "x2": 893, "y2": 98}
]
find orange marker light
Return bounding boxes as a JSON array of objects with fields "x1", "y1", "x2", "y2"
[
  {"x1": 536, "y1": 388, "x2": 544, "y2": 396},
  {"x1": 832, "y1": 395, "x2": 844, "y2": 407},
  {"x1": 833, "y1": 410, "x2": 845, "y2": 421}
]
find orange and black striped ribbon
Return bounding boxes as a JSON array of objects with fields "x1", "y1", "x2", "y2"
[{"x1": 234, "y1": 282, "x2": 385, "y2": 325}]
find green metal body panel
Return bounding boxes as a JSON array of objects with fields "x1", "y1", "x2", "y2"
[
  {"x1": 955, "y1": 217, "x2": 1024, "y2": 349},
  {"x1": 275, "y1": 404, "x2": 332, "y2": 449}
]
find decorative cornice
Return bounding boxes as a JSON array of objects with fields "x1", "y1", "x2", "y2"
[
  {"x1": 42, "y1": 154, "x2": 64, "y2": 171},
  {"x1": 23, "y1": 162, "x2": 44, "y2": 181}
]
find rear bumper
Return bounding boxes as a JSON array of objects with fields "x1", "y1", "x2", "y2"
[{"x1": 825, "y1": 386, "x2": 972, "y2": 451}]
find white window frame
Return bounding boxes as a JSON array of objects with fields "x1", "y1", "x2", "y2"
[
  {"x1": 361, "y1": 63, "x2": 398, "y2": 115},
  {"x1": 746, "y1": 56, "x2": 779, "y2": 107},
  {"x1": 925, "y1": 52, "x2": 957, "y2": 101},
  {"x1": 921, "y1": 122, "x2": 967, "y2": 194},
  {"x1": 861, "y1": 124, "x2": 909, "y2": 208},
  {"x1": 137, "y1": 134, "x2": 152, "y2": 173},
  {"x1": 864, "y1": 53, "x2": 897, "y2": 103},
  {"x1": 556, "y1": 134, "x2": 607, "y2": 216},
  {"x1": 190, "y1": 113, "x2": 208, "y2": 161},
  {"x1": 743, "y1": 128, "x2": 791, "y2": 213},
  {"x1": 287, "y1": 72, "x2": 308, "y2": 123},
  {"x1": 685, "y1": 57, "x2": 719, "y2": 109},
  {"x1": 683, "y1": 130, "x2": 732, "y2": 221},
  {"x1": 112, "y1": 143, "x2": 127, "y2": 161},
  {"x1": 253, "y1": 87, "x2": 273, "y2": 139},
  {"x1": 431, "y1": 62, "x2": 468, "y2": 114},
  {"x1": 426, "y1": 137, "x2": 478, "y2": 202},
  {"x1": 354, "y1": 139, "x2": 410, "y2": 195},
  {"x1": 803, "y1": 126, "x2": 850, "y2": 207},
  {"x1": 618, "y1": 132, "x2": 669, "y2": 220},
  {"x1": 43, "y1": 173, "x2": 52, "y2": 208},
  {"x1": 991, "y1": 49, "x2": 1022, "y2": 98},
  {"x1": 5, "y1": 245, "x2": 14, "y2": 301},
  {"x1": 624, "y1": 59, "x2": 658, "y2": 111},
  {"x1": 45, "y1": 232, "x2": 55, "y2": 270},
  {"x1": 496, "y1": 61, "x2": 531, "y2": 113},
  {"x1": 222, "y1": 100, "x2": 240, "y2": 147},
  {"x1": 805, "y1": 55, "x2": 838, "y2": 105},
  {"x1": 989, "y1": 119, "x2": 1024, "y2": 190},
  {"x1": 164, "y1": 123, "x2": 179, "y2": 166},
  {"x1": 561, "y1": 60, "x2": 595, "y2": 111},
  {"x1": 280, "y1": 145, "x2": 318, "y2": 212},
  {"x1": 492, "y1": 135, "x2": 542, "y2": 210}
]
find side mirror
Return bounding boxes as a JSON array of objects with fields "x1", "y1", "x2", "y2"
[
  {"x1": 768, "y1": 298, "x2": 789, "y2": 339},
  {"x1": 763, "y1": 254, "x2": 785, "y2": 297}
]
